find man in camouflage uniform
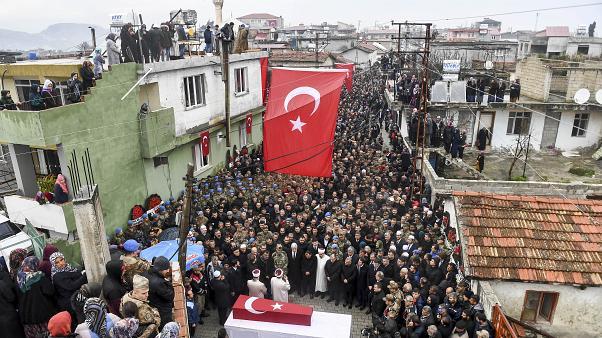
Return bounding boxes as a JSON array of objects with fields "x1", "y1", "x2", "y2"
[
  {"x1": 272, "y1": 243, "x2": 288, "y2": 275},
  {"x1": 121, "y1": 239, "x2": 151, "y2": 291}
]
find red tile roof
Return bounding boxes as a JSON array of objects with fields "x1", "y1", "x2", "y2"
[{"x1": 454, "y1": 192, "x2": 602, "y2": 286}]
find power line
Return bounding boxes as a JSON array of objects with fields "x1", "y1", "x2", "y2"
[{"x1": 421, "y1": 2, "x2": 602, "y2": 23}]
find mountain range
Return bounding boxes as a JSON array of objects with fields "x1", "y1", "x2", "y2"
[{"x1": 0, "y1": 23, "x2": 110, "y2": 52}]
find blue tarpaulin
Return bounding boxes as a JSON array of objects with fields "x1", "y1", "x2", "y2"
[{"x1": 140, "y1": 240, "x2": 205, "y2": 271}]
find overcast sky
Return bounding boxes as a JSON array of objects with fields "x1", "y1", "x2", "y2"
[{"x1": 1, "y1": 0, "x2": 599, "y2": 33}]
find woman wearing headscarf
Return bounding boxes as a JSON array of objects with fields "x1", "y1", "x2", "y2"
[
  {"x1": 9, "y1": 248, "x2": 27, "y2": 282},
  {"x1": 106, "y1": 33, "x2": 121, "y2": 69},
  {"x1": 53, "y1": 174, "x2": 69, "y2": 204},
  {"x1": 80, "y1": 60, "x2": 96, "y2": 95},
  {"x1": 39, "y1": 244, "x2": 59, "y2": 279},
  {"x1": 17, "y1": 256, "x2": 57, "y2": 338},
  {"x1": 70, "y1": 283, "x2": 102, "y2": 325},
  {"x1": 102, "y1": 260, "x2": 127, "y2": 315},
  {"x1": 41, "y1": 79, "x2": 57, "y2": 109},
  {"x1": 74, "y1": 297, "x2": 110, "y2": 338},
  {"x1": 159, "y1": 322, "x2": 180, "y2": 338},
  {"x1": 47, "y1": 311, "x2": 73, "y2": 338},
  {"x1": 110, "y1": 317, "x2": 139, "y2": 338},
  {"x1": 50, "y1": 251, "x2": 87, "y2": 312},
  {"x1": 93, "y1": 47, "x2": 105, "y2": 79},
  {"x1": 0, "y1": 262, "x2": 25, "y2": 338}
]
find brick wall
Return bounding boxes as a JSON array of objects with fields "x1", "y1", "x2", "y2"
[{"x1": 515, "y1": 56, "x2": 551, "y2": 101}]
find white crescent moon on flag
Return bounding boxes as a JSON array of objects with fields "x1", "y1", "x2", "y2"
[
  {"x1": 202, "y1": 135, "x2": 208, "y2": 144},
  {"x1": 244, "y1": 297, "x2": 266, "y2": 314},
  {"x1": 284, "y1": 86, "x2": 321, "y2": 116}
]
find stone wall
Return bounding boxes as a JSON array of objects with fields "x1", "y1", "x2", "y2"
[
  {"x1": 424, "y1": 156, "x2": 602, "y2": 198},
  {"x1": 566, "y1": 68, "x2": 602, "y2": 102}
]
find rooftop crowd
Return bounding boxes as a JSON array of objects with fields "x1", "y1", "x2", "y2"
[{"x1": 0, "y1": 64, "x2": 494, "y2": 338}]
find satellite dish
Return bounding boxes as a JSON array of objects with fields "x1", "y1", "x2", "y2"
[
  {"x1": 485, "y1": 61, "x2": 493, "y2": 70},
  {"x1": 574, "y1": 88, "x2": 590, "y2": 104},
  {"x1": 596, "y1": 89, "x2": 602, "y2": 104}
]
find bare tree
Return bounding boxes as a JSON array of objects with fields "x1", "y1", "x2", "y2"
[
  {"x1": 507, "y1": 132, "x2": 531, "y2": 180},
  {"x1": 76, "y1": 41, "x2": 91, "y2": 53}
]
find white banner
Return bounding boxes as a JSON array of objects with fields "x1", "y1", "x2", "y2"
[{"x1": 443, "y1": 60, "x2": 461, "y2": 74}]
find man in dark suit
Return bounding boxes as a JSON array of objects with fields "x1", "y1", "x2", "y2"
[
  {"x1": 370, "y1": 282, "x2": 386, "y2": 327},
  {"x1": 355, "y1": 257, "x2": 369, "y2": 310},
  {"x1": 287, "y1": 242, "x2": 303, "y2": 294},
  {"x1": 300, "y1": 250, "x2": 316, "y2": 298}
]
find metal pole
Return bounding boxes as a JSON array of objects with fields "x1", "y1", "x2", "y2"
[
  {"x1": 88, "y1": 27, "x2": 97, "y2": 49},
  {"x1": 178, "y1": 163, "x2": 194, "y2": 271},
  {"x1": 315, "y1": 32, "x2": 319, "y2": 67},
  {"x1": 522, "y1": 133, "x2": 531, "y2": 177}
]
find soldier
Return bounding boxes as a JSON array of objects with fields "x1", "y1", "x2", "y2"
[
  {"x1": 272, "y1": 243, "x2": 289, "y2": 275},
  {"x1": 121, "y1": 239, "x2": 151, "y2": 291}
]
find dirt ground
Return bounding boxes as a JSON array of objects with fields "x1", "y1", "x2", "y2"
[{"x1": 442, "y1": 147, "x2": 602, "y2": 184}]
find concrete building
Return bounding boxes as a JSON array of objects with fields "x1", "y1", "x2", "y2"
[
  {"x1": 340, "y1": 43, "x2": 378, "y2": 68},
  {"x1": 519, "y1": 26, "x2": 602, "y2": 59},
  {"x1": 451, "y1": 192, "x2": 602, "y2": 338},
  {"x1": 0, "y1": 51, "x2": 267, "y2": 236},
  {"x1": 447, "y1": 18, "x2": 502, "y2": 42},
  {"x1": 237, "y1": 13, "x2": 284, "y2": 43},
  {"x1": 430, "y1": 40, "x2": 518, "y2": 70}
]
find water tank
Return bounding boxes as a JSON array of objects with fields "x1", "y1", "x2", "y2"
[{"x1": 28, "y1": 52, "x2": 37, "y2": 60}]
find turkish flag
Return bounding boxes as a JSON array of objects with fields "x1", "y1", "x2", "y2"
[
  {"x1": 335, "y1": 63, "x2": 354, "y2": 93},
  {"x1": 246, "y1": 113, "x2": 253, "y2": 134},
  {"x1": 232, "y1": 295, "x2": 313, "y2": 326},
  {"x1": 200, "y1": 131, "x2": 210, "y2": 156},
  {"x1": 263, "y1": 68, "x2": 347, "y2": 177},
  {"x1": 260, "y1": 57, "x2": 269, "y2": 105}
]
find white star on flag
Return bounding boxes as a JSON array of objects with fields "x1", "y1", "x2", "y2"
[
  {"x1": 271, "y1": 303, "x2": 283, "y2": 311},
  {"x1": 289, "y1": 116, "x2": 307, "y2": 133}
]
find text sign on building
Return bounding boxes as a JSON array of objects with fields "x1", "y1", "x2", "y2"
[
  {"x1": 442, "y1": 60, "x2": 461, "y2": 74},
  {"x1": 111, "y1": 13, "x2": 125, "y2": 25}
]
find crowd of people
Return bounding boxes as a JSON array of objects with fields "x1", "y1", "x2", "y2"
[{"x1": 0, "y1": 64, "x2": 494, "y2": 338}]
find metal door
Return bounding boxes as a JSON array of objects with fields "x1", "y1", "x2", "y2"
[{"x1": 540, "y1": 112, "x2": 561, "y2": 150}]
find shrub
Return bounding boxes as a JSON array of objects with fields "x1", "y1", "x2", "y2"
[
  {"x1": 37, "y1": 175, "x2": 56, "y2": 193},
  {"x1": 511, "y1": 175, "x2": 527, "y2": 181},
  {"x1": 569, "y1": 167, "x2": 595, "y2": 177}
]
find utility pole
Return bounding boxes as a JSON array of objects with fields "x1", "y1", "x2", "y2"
[
  {"x1": 178, "y1": 163, "x2": 195, "y2": 271},
  {"x1": 391, "y1": 21, "x2": 432, "y2": 201},
  {"x1": 221, "y1": 37, "x2": 231, "y2": 147},
  {"x1": 315, "y1": 31, "x2": 320, "y2": 67}
]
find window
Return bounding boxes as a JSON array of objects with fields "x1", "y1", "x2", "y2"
[
  {"x1": 239, "y1": 121, "x2": 248, "y2": 147},
  {"x1": 183, "y1": 74, "x2": 206, "y2": 108},
  {"x1": 235, "y1": 67, "x2": 248, "y2": 94},
  {"x1": 14, "y1": 79, "x2": 41, "y2": 109},
  {"x1": 521, "y1": 291, "x2": 559, "y2": 323},
  {"x1": 193, "y1": 143, "x2": 209, "y2": 171},
  {"x1": 577, "y1": 45, "x2": 590, "y2": 55},
  {"x1": 506, "y1": 112, "x2": 531, "y2": 135},
  {"x1": 572, "y1": 113, "x2": 589, "y2": 137}
]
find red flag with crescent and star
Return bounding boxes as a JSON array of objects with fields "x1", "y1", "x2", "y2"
[
  {"x1": 263, "y1": 68, "x2": 347, "y2": 177},
  {"x1": 246, "y1": 113, "x2": 253, "y2": 134},
  {"x1": 232, "y1": 295, "x2": 313, "y2": 326},
  {"x1": 335, "y1": 63, "x2": 355, "y2": 93},
  {"x1": 200, "y1": 131, "x2": 210, "y2": 156}
]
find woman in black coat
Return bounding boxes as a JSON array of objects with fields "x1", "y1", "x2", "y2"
[
  {"x1": 0, "y1": 268, "x2": 25, "y2": 338},
  {"x1": 49, "y1": 252, "x2": 87, "y2": 312},
  {"x1": 17, "y1": 256, "x2": 57, "y2": 338},
  {"x1": 80, "y1": 61, "x2": 95, "y2": 95},
  {"x1": 102, "y1": 260, "x2": 126, "y2": 316}
]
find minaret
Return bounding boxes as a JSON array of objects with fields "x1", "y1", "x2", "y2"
[{"x1": 213, "y1": 0, "x2": 224, "y2": 26}]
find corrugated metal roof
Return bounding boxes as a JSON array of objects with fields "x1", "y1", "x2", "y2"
[{"x1": 455, "y1": 192, "x2": 602, "y2": 286}]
